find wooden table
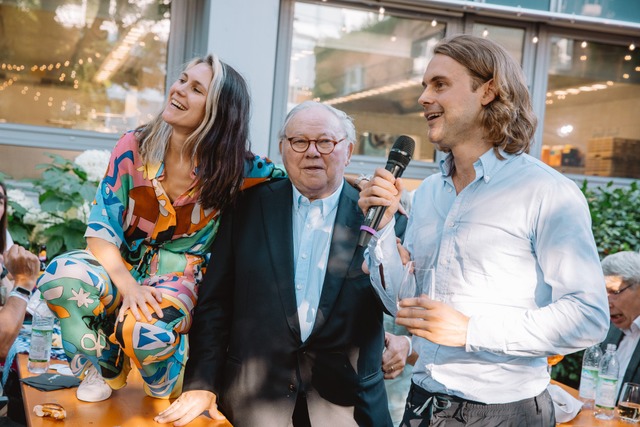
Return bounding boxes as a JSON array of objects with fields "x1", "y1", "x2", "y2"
[
  {"x1": 17, "y1": 354, "x2": 232, "y2": 427},
  {"x1": 553, "y1": 380, "x2": 631, "y2": 426}
]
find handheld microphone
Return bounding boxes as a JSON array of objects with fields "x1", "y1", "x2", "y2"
[{"x1": 358, "y1": 135, "x2": 415, "y2": 247}]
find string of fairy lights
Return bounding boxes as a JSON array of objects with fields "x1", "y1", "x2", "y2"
[
  {"x1": 0, "y1": 53, "x2": 102, "y2": 118},
  {"x1": 0, "y1": 21, "x2": 151, "y2": 122}
]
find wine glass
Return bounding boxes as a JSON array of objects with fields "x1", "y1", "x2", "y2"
[
  {"x1": 397, "y1": 261, "x2": 419, "y2": 309},
  {"x1": 396, "y1": 262, "x2": 436, "y2": 308},
  {"x1": 618, "y1": 382, "x2": 640, "y2": 423}
]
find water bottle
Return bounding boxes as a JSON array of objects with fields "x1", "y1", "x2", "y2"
[
  {"x1": 28, "y1": 298, "x2": 55, "y2": 374},
  {"x1": 578, "y1": 344, "x2": 603, "y2": 408},
  {"x1": 595, "y1": 343, "x2": 620, "y2": 420}
]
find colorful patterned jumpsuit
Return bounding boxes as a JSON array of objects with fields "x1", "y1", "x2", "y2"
[{"x1": 37, "y1": 132, "x2": 283, "y2": 398}]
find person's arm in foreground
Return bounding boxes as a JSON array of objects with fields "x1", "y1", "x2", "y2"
[
  {"x1": 0, "y1": 245, "x2": 40, "y2": 360},
  {"x1": 83, "y1": 137, "x2": 163, "y2": 323},
  {"x1": 358, "y1": 168, "x2": 409, "y2": 315}
]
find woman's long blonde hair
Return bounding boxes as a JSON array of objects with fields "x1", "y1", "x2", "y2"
[{"x1": 136, "y1": 54, "x2": 254, "y2": 210}]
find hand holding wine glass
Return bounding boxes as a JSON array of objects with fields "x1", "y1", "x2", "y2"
[{"x1": 396, "y1": 261, "x2": 436, "y2": 309}]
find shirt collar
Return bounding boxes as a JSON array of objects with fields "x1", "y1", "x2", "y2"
[
  {"x1": 439, "y1": 147, "x2": 516, "y2": 184},
  {"x1": 624, "y1": 316, "x2": 640, "y2": 335},
  {"x1": 292, "y1": 181, "x2": 343, "y2": 217}
]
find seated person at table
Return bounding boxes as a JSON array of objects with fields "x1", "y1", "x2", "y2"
[
  {"x1": 601, "y1": 251, "x2": 640, "y2": 392},
  {"x1": 156, "y1": 101, "x2": 397, "y2": 427},
  {"x1": 36, "y1": 54, "x2": 282, "y2": 403},
  {"x1": 1, "y1": 181, "x2": 41, "y2": 361},
  {"x1": 0, "y1": 246, "x2": 40, "y2": 361}
]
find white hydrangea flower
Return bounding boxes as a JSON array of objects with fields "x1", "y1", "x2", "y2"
[
  {"x1": 7, "y1": 188, "x2": 39, "y2": 212},
  {"x1": 75, "y1": 149, "x2": 111, "y2": 182}
]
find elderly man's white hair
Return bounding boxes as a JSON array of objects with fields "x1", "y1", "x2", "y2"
[
  {"x1": 602, "y1": 251, "x2": 640, "y2": 287},
  {"x1": 278, "y1": 101, "x2": 356, "y2": 145}
]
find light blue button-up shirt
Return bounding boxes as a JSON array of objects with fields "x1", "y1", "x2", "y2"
[
  {"x1": 368, "y1": 149, "x2": 609, "y2": 403},
  {"x1": 292, "y1": 182, "x2": 343, "y2": 342}
]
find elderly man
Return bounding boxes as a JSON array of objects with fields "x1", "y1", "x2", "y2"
[
  {"x1": 156, "y1": 101, "x2": 393, "y2": 427},
  {"x1": 601, "y1": 251, "x2": 640, "y2": 391}
]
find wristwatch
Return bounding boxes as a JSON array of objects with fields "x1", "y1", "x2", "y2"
[{"x1": 12, "y1": 286, "x2": 32, "y2": 298}]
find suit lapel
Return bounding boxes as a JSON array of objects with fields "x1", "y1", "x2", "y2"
[
  {"x1": 625, "y1": 335, "x2": 640, "y2": 385},
  {"x1": 261, "y1": 180, "x2": 301, "y2": 340},
  {"x1": 309, "y1": 183, "x2": 362, "y2": 338}
]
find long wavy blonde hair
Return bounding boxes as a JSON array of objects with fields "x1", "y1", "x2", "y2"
[
  {"x1": 434, "y1": 34, "x2": 537, "y2": 156},
  {"x1": 136, "y1": 54, "x2": 254, "y2": 210}
]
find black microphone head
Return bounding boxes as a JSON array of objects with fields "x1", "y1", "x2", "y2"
[{"x1": 388, "y1": 135, "x2": 415, "y2": 170}]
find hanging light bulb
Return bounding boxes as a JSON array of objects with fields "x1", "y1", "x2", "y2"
[
  {"x1": 482, "y1": 28, "x2": 489, "y2": 38},
  {"x1": 532, "y1": 36, "x2": 539, "y2": 44},
  {"x1": 379, "y1": 6, "x2": 385, "y2": 15},
  {"x1": 630, "y1": 43, "x2": 636, "y2": 51},
  {"x1": 431, "y1": 19, "x2": 437, "y2": 27},
  {"x1": 581, "y1": 41, "x2": 588, "y2": 48}
]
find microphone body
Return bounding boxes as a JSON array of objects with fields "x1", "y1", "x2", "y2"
[{"x1": 358, "y1": 136, "x2": 415, "y2": 247}]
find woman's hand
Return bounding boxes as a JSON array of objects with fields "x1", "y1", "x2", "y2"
[
  {"x1": 116, "y1": 280, "x2": 163, "y2": 322},
  {"x1": 86, "y1": 237, "x2": 163, "y2": 322}
]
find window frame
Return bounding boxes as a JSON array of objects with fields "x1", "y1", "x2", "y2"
[
  {"x1": 0, "y1": 0, "x2": 202, "y2": 153},
  {"x1": 272, "y1": 0, "x2": 640, "y2": 186}
]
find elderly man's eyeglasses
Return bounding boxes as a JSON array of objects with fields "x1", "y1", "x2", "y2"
[
  {"x1": 286, "y1": 137, "x2": 345, "y2": 155},
  {"x1": 607, "y1": 284, "x2": 633, "y2": 296}
]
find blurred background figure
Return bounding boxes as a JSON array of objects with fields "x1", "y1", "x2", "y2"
[{"x1": 601, "y1": 251, "x2": 640, "y2": 395}]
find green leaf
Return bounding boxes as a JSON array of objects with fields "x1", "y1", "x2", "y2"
[
  {"x1": 44, "y1": 235, "x2": 64, "y2": 259},
  {"x1": 7, "y1": 223, "x2": 32, "y2": 247}
]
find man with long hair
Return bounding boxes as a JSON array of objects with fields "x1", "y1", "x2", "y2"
[{"x1": 359, "y1": 34, "x2": 609, "y2": 426}]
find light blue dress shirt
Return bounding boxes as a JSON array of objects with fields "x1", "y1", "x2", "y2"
[
  {"x1": 292, "y1": 182, "x2": 342, "y2": 342},
  {"x1": 367, "y1": 149, "x2": 609, "y2": 403}
]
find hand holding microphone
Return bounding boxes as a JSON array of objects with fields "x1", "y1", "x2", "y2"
[{"x1": 357, "y1": 136, "x2": 415, "y2": 247}]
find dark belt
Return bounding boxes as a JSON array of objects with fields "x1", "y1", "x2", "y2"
[{"x1": 408, "y1": 382, "x2": 548, "y2": 422}]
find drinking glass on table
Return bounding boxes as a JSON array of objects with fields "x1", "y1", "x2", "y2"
[{"x1": 618, "y1": 382, "x2": 640, "y2": 423}]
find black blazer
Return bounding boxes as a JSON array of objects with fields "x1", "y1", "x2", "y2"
[
  {"x1": 602, "y1": 324, "x2": 640, "y2": 391},
  {"x1": 184, "y1": 179, "x2": 391, "y2": 427}
]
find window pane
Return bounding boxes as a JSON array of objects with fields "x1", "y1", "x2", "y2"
[
  {"x1": 471, "y1": 24, "x2": 525, "y2": 65},
  {"x1": 471, "y1": 0, "x2": 550, "y2": 11},
  {"x1": 560, "y1": 1, "x2": 640, "y2": 24},
  {"x1": 0, "y1": 0, "x2": 170, "y2": 134},
  {"x1": 542, "y1": 37, "x2": 640, "y2": 179},
  {"x1": 289, "y1": 2, "x2": 446, "y2": 162}
]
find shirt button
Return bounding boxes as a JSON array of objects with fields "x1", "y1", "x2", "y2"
[
  {"x1": 448, "y1": 221, "x2": 455, "y2": 227},
  {"x1": 447, "y1": 187, "x2": 452, "y2": 193},
  {"x1": 301, "y1": 253, "x2": 308, "y2": 259},
  {"x1": 296, "y1": 284, "x2": 302, "y2": 290}
]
